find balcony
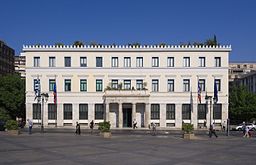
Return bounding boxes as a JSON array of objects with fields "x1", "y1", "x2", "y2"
[{"x1": 104, "y1": 89, "x2": 150, "y2": 97}]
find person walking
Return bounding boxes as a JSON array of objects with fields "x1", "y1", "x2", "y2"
[
  {"x1": 222, "y1": 121, "x2": 226, "y2": 132},
  {"x1": 27, "y1": 119, "x2": 33, "y2": 134},
  {"x1": 133, "y1": 119, "x2": 137, "y2": 129},
  {"x1": 75, "y1": 122, "x2": 81, "y2": 135},
  {"x1": 89, "y1": 120, "x2": 94, "y2": 134},
  {"x1": 243, "y1": 127, "x2": 250, "y2": 138},
  {"x1": 209, "y1": 123, "x2": 218, "y2": 138},
  {"x1": 152, "y1": 122, "x2": 157, "y2": 136}
]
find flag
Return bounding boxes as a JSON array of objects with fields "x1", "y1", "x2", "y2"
[
  {"x1": 53, "y1": 82, "x2": 57, "y2": 104},
  {"x1": 197, "y1": 81, "x2": 201, "y2": 104},
  {"x1": 214, "y1": 80, "x2": 218, "y2": 103}
]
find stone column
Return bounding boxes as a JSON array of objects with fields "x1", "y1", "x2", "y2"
[
  {"x1": 132, "y1": 103, "x2": 136, "y2": 122},
  {"x1": 57, "y1": 103, "x2": 63, "y2": 127},
  {"x1": 105, "y1": 103, "x2": 109, "y2": 121},
  {"x1": 43, "y1": 102, "x2": 48, "y2": 127},
  {"x1": 118, "y1": 102, "x2": 123, "y2": 128},
  {"x1": 144, "y1": 103, "x2": 150, "y2": 127},
  {"x1": 206, "y1": 101, "x2": 210, "y2": 129},
  {"x1": 88, "y1": 103, "x2": 94, "y2": 125},
  {"x1": 73, "y1": 103, "x2": 79, "y2": 126},
  {"x1": 26, "y1": 103, "x2": 33, "y2": 121},
  {"x1": 160, "y1": 103, "x2": 166, "y2": 128},
  {"x1": 192, "y1": 103, "x2": 198, "y2": 129},
  {"x1": 176, "y1": 104, "x2": 182, "y2": 129}
]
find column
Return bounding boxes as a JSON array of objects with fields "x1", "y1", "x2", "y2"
[
  {"x1": 160, "y1": 103, "x2": 166, "y2": 128},
  {"x1": 118, "y1": 102, "x2": 123, "y2": 128},
  {"x1": 43, "y1": 102, "x2": 48, "y2": 127},
  {"x1": 105, "y1": 103, "x2": 109, "y2": 121},
  {"x1": 206, "y1": 101, "x2": 210, "y2": 129},
  {"x1": 88, "y1": 103, "x2": 94, "y2": 124},
  {"x1": 192, "y1": 103, "x2": 198, "y2": 129},
  {"x1": 176, "y1": 104, "x2": 182, "y2": 129},
  {"x1": 73, "y1": 103, "x2": 79, "y2": 126},
  {"x1": 132, "y1": 103, "x2": 136, "y2": 123},
  {"x1": 57, "y1": 103, "x2": 63, "y2": 127},
  {"x1": 26, "y1": 103, "x2": 33, "y2": 121},
  {"x1": 144, "y1": 103, "x2": 150, "y2": 127}
]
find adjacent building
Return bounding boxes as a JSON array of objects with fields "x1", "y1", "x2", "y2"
[
  {"x1": 22, "y1": 44, "x2": 231, "y2": 129},
  {"x1": 14, "y1": 55, "x2": 26, "y2": 78},
  {"x1": 0, "y1": 40, "x2": 15, "y2": 76},
  {"x1": 229, "y1": 61, "x2": 256, "y2": 82}
]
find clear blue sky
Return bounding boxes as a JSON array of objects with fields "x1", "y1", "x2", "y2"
[{"x1": 0, "y1": 0, "x2": 255, "y2": 62}]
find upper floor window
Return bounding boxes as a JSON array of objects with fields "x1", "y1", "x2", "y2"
[
  {"x1": 49, "y1": 57, "x2": 55, "y2": 67},
  {"x1": 49, "y1": 79, "x2": 56, "y2": 91},
  {"x1": 152, "y1": 79, "x2": 159, "y2": 92},
  {"x1": 214, "y1": 79, "x2": 221, "y2": 91},
  {"x1": 198, "y1": 79, "x2": 206, "y2": 91},
  {"x1": 124, "y1": 80, "x2": 131, "y2": 90},
  {"x1": 96, "y1": 57, "x2": 103, "y2": 67},
  {"x1": 80, "y1": 57, "x2": 87, "y2": 67},
  {"x1": 199, "y1": 57, "x2": 205, "y2": 67},
  {"x1": 64, "y1": 79, "x2": 71, "y2": 91},
  {"x1": 111, "y1": 57, "x2": 118, "y2": 67},
  {"x1": 111, "y1": 79, "x2": 118, "y2": 89},
  {"x1": 167, "y1": 79, "x2": 174, "y2": 92},
  {"x1": 96, "y1": 79, "x2": 103, "y2": 91},
  {"x1": 183, "y1": 57, "x2": 190, "y2": 67},
  {"x1": 34, "y1": 57, "x2": 40, "y2": 67},
  {"x1": 152, "y1": 57, "x2": 159, "y2": 67},
  {"x1": 215, "y1": 57, "x2": 221, "y2": 67},
  {"x1": 136, "y1": 80, "x2": 143, "y2": 90},
  {"x1": 183, "y1": 79, "x2": 190, "y2": 92},
  {"x1": 124, "y1": 57, "x2": 131, "y2": 67},
  {"x1": 167, "y1": 57, "x2": 174, "y2": 67},
  {"x1": 136, "y1": 57, "x2": 143, "y2": 67},
  {"x1": 80, "y1": 79, "x2": 87, "y2": 92},
  {"x1": 64, "y1": 57, "x2": 71, "y2": 67}
]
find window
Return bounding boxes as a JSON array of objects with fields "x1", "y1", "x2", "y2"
[
  {"x1": 151, "y1": 104, "x2": 160, "y2": 119},
  {"x1": 124, "y1": 57, "x2": 131, "y2": 67},
  {"x1": 215, "y1": 57, "x2": 221, "y2": 67},
  {"x1": 111, "y1": 57, "x2": 118, "y2": 67},
  {"x1": 49, "y1": 79, "x2": 56, "y2": 91},
  {"x1": 152, "y1": 79, "x2": 159, "y2": 92},
  {"x1": 198, "y1": 104, "x2": 206, "y2": 119},
  {"x1": 64, "y1": 57, "x2": 71, "y2": 67},
  {"x1": 95, "y1": 104, "x2": 104, "y2": 119},
  {"x1": 80, "y1": 57, "x2": 87, "y2": 67},
  {"x1": 183, "y1": 79, "x2": 190, "y2": 92},
  {"x1": 34, "y1": 57, "x2": 40, "y2": 67},
  {"x1": 166, "y1": 104, "x2": 175, "y2": 119},
  {"x1": 182, "y1": 104, "x2": 191, "y2": 119},
  {"x1": 136, "y1": 80, "x2": 143, "y2": 90},
  {"x1": 198, "y1": 79, "x2": 205, "y2": 91},
  {"x1": 96, "y1": 57, "x2": 103, "y2": 67},
  {"x1": 49, "y1": 57, "x2": 55, "y2": 67},
  {"x1": 124, "y1": 80, "x2": 131, "y2": 90},
  {"x1": 152, "y1": 57, "x2": 159, "y2": 67},
  {"x1": 199, "y1": 57, "x2": 205, "y2": 67},
  {"x1": 136, "y1": 57, "x2": 143, "y2": 67},
  {"x1": 167, "y1": 57, "x2": 174, "y2": 67},
  {"x1": 214, "y1": 79, "x2": 221, "y2": 91},
  {"x1": 167, "y1": 79, "x2": 174, "y2": 92},
  {"x1": 213, "y1": 104, "x2": 222, "y2": 119},
  {"x1": 111, "y1": 79, "x2": 118, "y2": 89},
  {"x1": 63, "y1": 104, "x2": 72, "y2": 120},
  {"x1": 80, "y1": 79, "x2": 87, "y2": 92},
  {"x1": 79, "y1": 104, "x2": 88, "y2": 120},
  {"x1": 48, "y1": 104, "x2": 57, "y2": 120},
  {"x1": 183, "y1": 57, "x2": 190, "y2": 67},
  {"x1": 65, "y1": 79, "x2": 71, "y2": 91},
  {"x1": 96, "y1": 79, "x2": 103, "y2": 91},
  {"x1": 33, "y1": 103, "x2": 41, "y2": 119}
]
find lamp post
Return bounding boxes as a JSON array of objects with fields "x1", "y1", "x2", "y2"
[
  {"x1": 40, "y1": 93, "x2": 49, "y2": 133},
  {"x1": 205, "y1": 94, "x2": 213, "y2": 128}
]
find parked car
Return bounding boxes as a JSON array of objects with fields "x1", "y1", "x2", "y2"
[
  {"x1": 0, "y1": 120, "x2": 6, "y2": 131},
  {"x1": 236, "y1": 123, "x2": 256, "y2": 131}
]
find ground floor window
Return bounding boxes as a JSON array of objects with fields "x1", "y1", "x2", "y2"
[
  {"x1": 95, "y1": 104, "x2": 104, "y2": 119},
  {"x1": 182, "y1": 104, "x2": 191, "y2": 119},
  {"x1": 64, "y1": 104, "x2": 72, "y2": 120},
  {"x1": 213, "y1": 104, "x2": 222, "y2": 119},
  {"x1": 166, "y1": 104, "x2": 175, "y2": 119},
  {"x1": 48, "y1": 104, "x2": 57, "y2": 119},
  {"x1": 198, "y1": 104, "x2": 206, "y2": 119},
  {"x1": 33, "y1": 103, "x2": 41, "y2": 119},
  {"x1": 151, "y1": 104, "x2": 160, "y2": 119},
  {"x1": 79, "y1": 104, "x2": 88, "y2": 120}
]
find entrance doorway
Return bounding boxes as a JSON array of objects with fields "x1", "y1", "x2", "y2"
[{"x1": 123, "y1": 108, "x2": 132, "y2": 127}]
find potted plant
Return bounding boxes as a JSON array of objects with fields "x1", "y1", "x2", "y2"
[
  {"x1": 182, "y1": 123, "x2": 194, "y2": 139},
  {"x1": 5, "y1": 120, "x2": 20, "y2": 135},
  {"x1": 98, "y1": 121, "x2": 111, "y2": 138}
]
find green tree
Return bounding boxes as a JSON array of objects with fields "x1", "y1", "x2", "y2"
[
  {"x1": 0, "y1": 74, "x2": 25, "y2": 120},
  {"x1": 73, "y1": 41, "x2": 84, "y2": 47},
  {"x1": 205, "y1": 35, "x2": 218, "y2": 46}
]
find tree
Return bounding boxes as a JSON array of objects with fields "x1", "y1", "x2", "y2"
[
  {"x1": 73, "y1": 41, "x2": 84, "y2": 47},
  {"x1": 0, "y1": 74, "x2": 25, "y2": 120},
  {"x1": 205, "y1": 35, "x2": 218, "y2": 46}
]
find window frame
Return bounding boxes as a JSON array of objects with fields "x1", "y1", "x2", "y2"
[
  {"x1": 80, "y1": 57, "x2": 87, "y2": 67},
  {"x1": 64, "y1": 57, "x2": 71, "y2": 67},
  {"x1": 152, "y1": 57, "x2": 159, "y2": 67}
]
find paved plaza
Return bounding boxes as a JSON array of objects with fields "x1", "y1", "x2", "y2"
[{"x1": 0, "y1": 131, "x2": 255, "y2": 165}]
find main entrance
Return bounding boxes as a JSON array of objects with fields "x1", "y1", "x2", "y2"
[{"x1": 123, "y1": 108, "x2": 132, "y2": 127}]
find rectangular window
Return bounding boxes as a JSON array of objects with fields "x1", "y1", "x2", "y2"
[
  {"x1": 63, "y1": 104, "x2": 72, "y2": 120},
  {"x1": 183, "y1": 57, "x2": 190, "y2": 67},
  {"x1": 152, "y1": 79, "x2": 159, "y2": 92},
  {"x1": 64, "y1": 57, "x2": 71, "y2": 67},
  {"x1": 166, "y1": 104, "x2": 175, "y2": 119},
  {"x1": 215, "y1": 57, "x2": 221, "y2": 67},
  {"x1": 183, "y1": 79, "x2": 190, "y2": 92},
  {"x1": 80, "y1": 57, "x2": 87, "y2": 67},
  {"x1": 152, "y1": 57, "x2": 159, "y2": 67},
  {"x1": 182, "y1": 104, "x2": 191, "y2": 119},
  {"x1": 111, "y1": 79, "x2": 118, "y2": 89},
  {"x1": 65, "y1": 79, "x2": 71, "y2": 91},
  {"x1": 33, "y1": 103, "x2": 41, "y2": 119},
  {"x1": 95, "y1": 104, "x2": 104, "y2": 119},
  {"x1": 199, "y1": 57, "x2": 205, "y2": 67},
  {"x1": 124, "y1": 57, "x2": 131, "y2": 67},
  {"x1": 215, "y1": 79, "x2": 221, "y2": 91},
  {"x1": 124, "y1": 80, "x2": 131, "y2": 90},
  {"x1": 96, "y1": 79, "x2": 103, "y2": 92},
  {"x1": 34, "y1": 57, "x2": 40, "y2": 67},
  {"x1": 167, "y1": 79, "x2": 174, "y2": 92},
  {"x1": 213, "y1": 104, "x2": 222, "y2": 119},
  {"x1": 151, "y1": 104, "x2": 160, "y2": 119},
  {"x1": 111, "y1": 57, "x2": 118, "y2": 67},
  {"x1": 198, "y1": 79, "x2": 206, "y2": 91},
  {"x1": 167, "y1": 57, "x2": 174, "y2": 67},
  {"x1": 136, "y1": 80, "x2": 143, "y2": 90},
  {"x1": 198, "y1": 104, "x2": 206, "y2": 119},
  {"x1": 48, "y1": 104, "x2": 57, "y2": 120},
  {"x1": 49, "y1": 79, "x2": 56, "y2": 91},
  {"x1": 49, "y1": 57, "x2": 56, "y2": 67},
  {"x1": 96, "y1": 57, "x2": 103, "y2": 67},
  {"x1": 80, "y1": 79, "x2": 87, "y2": 92},
  {"x1": 79, "y1": 104, "x2": 88, "y2": 120},
  {"x1": 136, "y1": 57, "x2": 143, "y2": 67}
]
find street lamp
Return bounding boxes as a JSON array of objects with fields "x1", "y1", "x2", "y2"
[
  {"x1": 40, "y1": 93, "x2": 49, "y2": 133},
  {"x1": 205, "y1": 94, "x2": 213, "y2": 128}
]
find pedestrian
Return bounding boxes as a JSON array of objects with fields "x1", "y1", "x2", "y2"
[
  {"x1": 90, "y1": 120, "x2": 94, "y2": 134},
  {"x1": 243, "y1": 127, "x2": 250, "y2": 138},
  {"x1": 204, "y1": 120, "x2": 207, "y2": 129},
  {"x1": 27, "y1": 119, "x2": 33, "y2": 134},
  {"x1": 209, "y1": 123, "x2": 218, "y2": 138},
  {"x1": 133, "y1": 119, "x2": 137, "y2": 129},
  {"x1": 222, "y1": 121, "x2": 226, "y2": 132},
  {"x1": 75, "y1": 122, "x2": 81, "y2": 135},
  {"x1": 151, "y1": 122, "x2": 156, "y2": 136},
  {"x1": 242, "y1": 121, "x2": 246, "y2": 136}
]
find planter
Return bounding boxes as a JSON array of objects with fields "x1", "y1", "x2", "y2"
[
  {"x1": 183, "y1": 133, "x2": 195, "y2": 139},
  {"x1": 100, "y1": 132, "x2": 112, "y2": 138},
  {"x1": 7, "y1": 130, "x2": 20, "y2": 135}
]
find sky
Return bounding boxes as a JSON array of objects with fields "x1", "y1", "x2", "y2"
[{"x1": 0, "y1": 0, "x2": 256, "y2": 62}]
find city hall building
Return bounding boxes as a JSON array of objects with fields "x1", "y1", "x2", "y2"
[{"x1": 22, "y1": 44, "x2": 231, "y2": 129}]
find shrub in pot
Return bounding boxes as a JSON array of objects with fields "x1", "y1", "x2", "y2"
[
  {"x1": 98, "y1": 121, "x2": 111, "y2": 138},
  {"x1": 182, "y1": 123, "x2": 194, "y2": 139},
  {"x1": 5, "y1": 120, "x2": 19, "y2": 135}
]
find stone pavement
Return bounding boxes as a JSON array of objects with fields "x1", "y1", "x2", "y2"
[{"x1": 0, "y1": 131, "x2": 255, "y2": 165}]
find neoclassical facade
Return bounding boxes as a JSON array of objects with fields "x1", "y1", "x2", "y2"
[{"x1": 22, "y1": 44, "x2": 231, "y2": 129}]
